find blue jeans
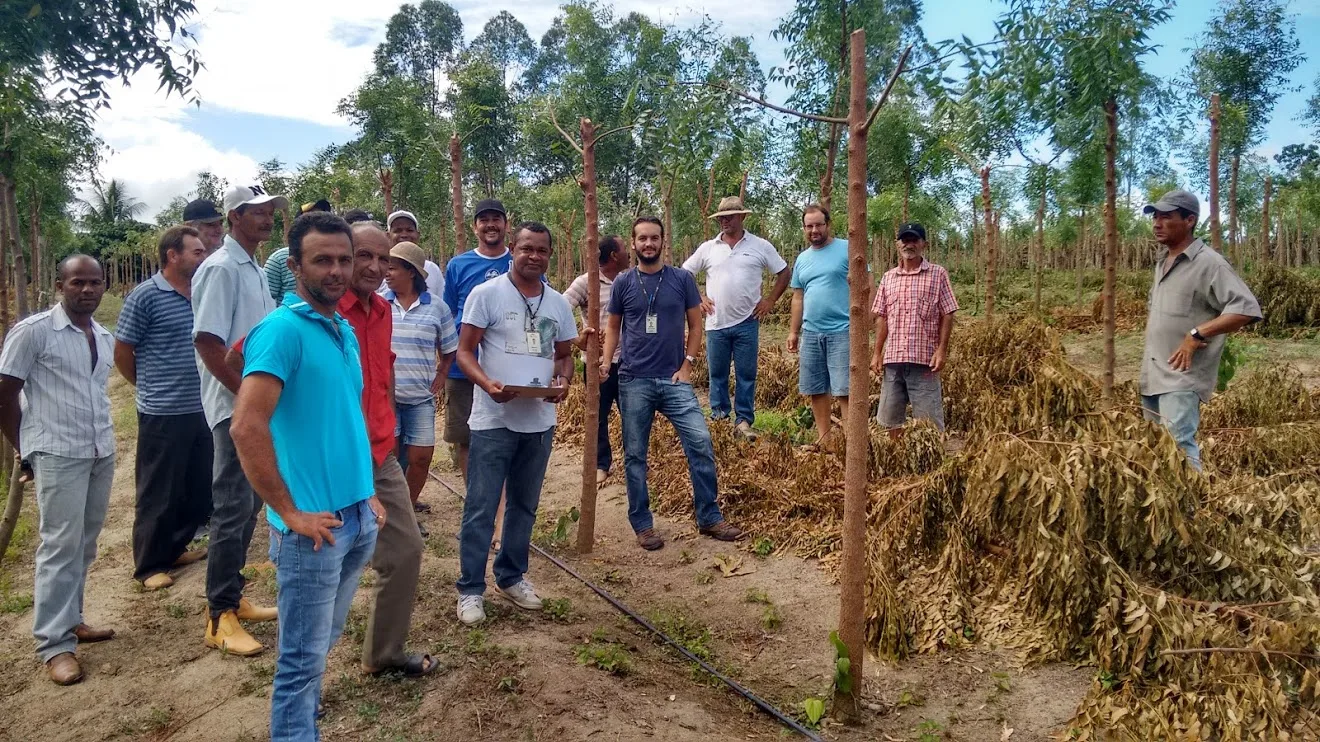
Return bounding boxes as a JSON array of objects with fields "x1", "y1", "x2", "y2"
[
  {"x1": 456, "y1": 427, "x2": 555, "y2": 596},
  {"x1": 619, "y1": 376, "x2": 724, "y2": 533},
  {"x1": 269, "y1": 499, "x2": 378, "y2": 742},
  {"x1": 1141, "y1": 391, "x2": 1202, "y2": 471},
  {"x1": 706, "y1": 317, "x2": 759, "y2": 425}
]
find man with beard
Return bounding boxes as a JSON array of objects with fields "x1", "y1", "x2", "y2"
[
  {"x1": 231, "y1": 211, "x2": 384, "y2": 740},
  {"x1": 193, "y1": 184, "x2": 286, "y2": 656},
  {"x1": 454, "y1": 222, "x2": 576, "y2": 626},
  {"x1": 870, "y1": 223, "x2": 958, "y2": 432},
  {"x1": 1140, "y1": 189, "x2": 1260, "y2": 470},
  {"x1": 787, "y1": 205, "x2": 853, "y2": 447},
  {"x1": 183, "y1": 199, "x2": 225, "y2": 255},
  {"x1": 601, "y1": 217, "x2": 744, "y2": 552},
  {"x1": 337, "y1": 222, "x2": 438, "y2": 678},
  {"x1": 0, "y1": 255, "x2": 116, "y2": 685},
  {"x1": 114, "y1": 226, "x2": 212, "y2": 592}
]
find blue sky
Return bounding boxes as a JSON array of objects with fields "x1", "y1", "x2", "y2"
[{"x1": 94, "y1": 0, "x2": 1320, "y2": 218}]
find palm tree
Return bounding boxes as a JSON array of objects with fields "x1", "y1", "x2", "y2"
[{"x1": 80, "y1": 179, "x2": 145, "y2": 225}]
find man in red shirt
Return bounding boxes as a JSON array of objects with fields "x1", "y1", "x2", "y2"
[
  {"x1": 337, "y1": 222, "x2": 438, "y2": 678},
  {"x1": 869, "y1": 223, "x2": 959, "y2": 432}
]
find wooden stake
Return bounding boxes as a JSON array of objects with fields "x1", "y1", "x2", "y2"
[
  {"x1": 1208, "y1": 94, "x2": 1223, "y2": 254},
  {"x1": 981, "y1": 166, "x2": 996, "y2": 320},
  {"x1": 575, "y1": 118, "x2": 603, "y2": 554},
  {"x1": 1261, "y1": 175, "x2": 1272, "y2": 263},
  {"x1": 1101, "y1": 98, "x2": 1119, "y2": 401},
  {"x1": 450, "y1": 134, "x2": 466, "y2": 254}
]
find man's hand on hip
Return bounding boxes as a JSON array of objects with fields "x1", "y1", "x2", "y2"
[
  {"x1": 284, "y1": 510, "x2": 343, "y2": 551},
  {"x1": 1167, "y1": 334, "x2": 1207, "y2": 372}
]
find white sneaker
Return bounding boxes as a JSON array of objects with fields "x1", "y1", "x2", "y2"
[
  {"x1": 735, "y1": 420, "x2": 759, "y2": 440},
  {"x1": 496, "y1": 579, "x2": 543, "y2": 611},
  {"x1": 456, "y1": 594, "x2": 486, "y2": 626}
]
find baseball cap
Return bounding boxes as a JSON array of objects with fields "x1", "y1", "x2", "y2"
[
  {"x1": 300, "y1": 198, "x2": 333, "y2": 214},
  {"x1": 1143, "y1": 189, "x2": 1200, "y2": 216},
  {"x1": 389, "y1": 242, "x2": 428, "y2": 279},
  {"x1": 182, "y1": 199, "x2": 223, "y2": 223},
  {"x1": 472, "y1": 198, "x2": 506, "y2": 221},
  {"x1": 897, "y1": 223, "x2": 927, "y2": 240},
  {"x1": 222, "y1": 184, "x2": 289, "y2": 215},
  {"x1": 387, "y1": 210, "x2": 419, "y2": 229},
  {"x1": 342, "y1": 208, "x2": 374, "y2": 224}
]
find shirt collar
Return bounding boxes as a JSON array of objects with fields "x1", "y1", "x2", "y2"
[
  {"x1": 51, "y1": 301, "x2": 112, "y2": 336},
  {"x1": 284, "y1": 292, "x2": 351, "y2": 330},
  {"x1": 149, "y1": 271, "x2": 179, "y2": 295},
  {"x1": 384, "y1": 290, "x2": 431, "y2": 308},
  {"x1": 893, "y1": 258, "x2": 931, "y2": 275},
  {"x1": 336, "y1": 290, "x2": 389, "y2": 322},
  {"x1": 222, "y1": 234, "x2": 256, "y2": 266},
  {"x1": 1155, "y1": 238, "x2": 1206, "y2": 265}
]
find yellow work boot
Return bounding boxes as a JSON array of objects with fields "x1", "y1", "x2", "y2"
[
  {"x1": 204, "y1": 611, "x2": 264, "y2": 656},
  {"x1": 142, "y1": 573, "x2": 174, "y2": 591},
  {"x1": 236, "y1": 597, "x2": 278, "y2": 622}
]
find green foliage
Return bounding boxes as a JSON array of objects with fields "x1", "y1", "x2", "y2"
[
  {"x1": 1216, "y1": 335, "x2": 1240, "y2": 392},
  {"x1": 829, "y1": 630, "x2": 852, "y2": 696},
  {"x1": 574, "y1": 634, "x2": 632, "y2": 675},
  {"x1": 801, "y1": 697, "x2": 826, "y2": 727}
]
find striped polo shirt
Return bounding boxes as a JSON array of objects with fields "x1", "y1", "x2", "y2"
[
  {"x1": 116, "y1": 272, "x2": 204, "y2": 415},
  {"x1": 385, "y1": 290, "x2": 459, "y2": 405}
]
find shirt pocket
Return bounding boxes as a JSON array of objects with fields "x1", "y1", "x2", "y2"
[{"x1": 1160, "y1": 287, "x2": 1194, "y2": 318}]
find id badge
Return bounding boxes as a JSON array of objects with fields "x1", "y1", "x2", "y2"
[
  {"x1": 526, "y1": 331, "x2": 542, "y2": 355},
  {"x1": 645, "y1": 313, "x2": 658, "y2": 334}
]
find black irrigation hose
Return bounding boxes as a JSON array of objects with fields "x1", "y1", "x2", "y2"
[{"x1": 427, "y1": 470, "x2": 824, "y2": 742}]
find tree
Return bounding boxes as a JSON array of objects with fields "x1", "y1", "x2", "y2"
[
  {"x1": 1182, "y1": 0, "x2": 1302, "y2": 261},
  {"x1": 451, "y1": 54, "x2": 515, "y2": 196},
  {"x1": 372, "y1": 0, "x2": 464, "y2": 113},
  {"x1": 194, "y1": 170, "x2": 227, "y2": 204},
  {"x1": 470, "y1": 10, "x2": 536, "y2": 83},
  {"x1": 81, "y1": 179, "x2": 146, "y2": 226}
]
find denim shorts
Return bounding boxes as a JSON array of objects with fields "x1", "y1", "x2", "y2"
[
  {"x1": 395, "y1": 397, "x2": 437, "y2": 447},
  {"x1": 877, "y1": 363, "x2": 945, "y2": 430},
  {"x1": 799, "y1": 330, "x2": 850, "y2": 397}
]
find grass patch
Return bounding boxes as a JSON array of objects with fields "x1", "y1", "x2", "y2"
[
  {"x1": 574, "y1": 630, "x2": 633, "y2": 676},
  {"x1": 542, "y1": 597, "x2": 574, "y2": 622},
  {"x1": 1, "y1": 511, "x2": 35, "y2": 570},
  {"x1": 531, "y1": 506, "x2": 579, "y2": 550}
]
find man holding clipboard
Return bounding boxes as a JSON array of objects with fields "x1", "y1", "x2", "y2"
[{"x1": 453, "y1": 222, "x2": 577, "y2": 626}]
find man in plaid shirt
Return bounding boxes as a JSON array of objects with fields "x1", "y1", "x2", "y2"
[{"x1": 870, "y1": 223, "x2": 958, "y2": 431}]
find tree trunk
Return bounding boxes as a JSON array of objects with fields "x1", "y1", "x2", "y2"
[
  {"x1": 450, "y1": 134, "x2": 467, "y2": 254},
  {"x1": 1076, "y1": 207, "x2": 1086, "y2": 308},
  {"x1": 1033, "y1": 175, "x2": 1045, "y2": 313},
  {"x1": 4, "y1": 177, "x2": 27, "y2": 319},
  {"x1": 381, "y1": 170, "x2": 395, "y2": 215},
  {"x1": 1228, "y1": 153, "x2": 1240, "y2": 266},
  {"x1": 662, "y1": 175, "x2": 676, "y2": 266},
  {"x1": 0, "y1": 173, "x2": 10, "y2": 337},
  {"x1": 0, "y1": 461, "x2": 23, "y2": 568},
  {"x1": 1101, "y1": 99, "x2": 1119, "y2": 401},
  {"x1": 28, "y1": 192, "x2": 39, "y2": 311},
  {"x1": 1261, "y1": 175, "x2": 1271, "y2": 263},
  {"x1": 835, "y1": 27, "x2": 871, "y2": 724},
  {"x1": 1208, "y1": 94, "x2": 1223, "y2": 254},
  {"x1": 902, "y1": 166, "x2": 911, "y2": 222},
  {"x1": 576, "y1": 119, "x2": 603, "y2": 555},
  {"x1": 981, "y1": 166, "x2": 996, "y2": 320},
  {"x1": 821, "y1": 123, "x2": 841, "y2": 212}
]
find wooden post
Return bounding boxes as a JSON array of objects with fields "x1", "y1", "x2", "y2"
[
  {"x1": 575, "y1": 118, "x2": 603, "y2": 554},
  {"x1": 1033, "y1": 174, "x2": 1046, "y2": 313},
  {"x1": 380, "y1": 169, "x2": 395, "y2": 215},
  {"x1": 1228, "y1": 153, "x2": 1240, "y2": 265},
  {"x1": 450, "y1": 134, "x2": 467, "y2": 254},
  {"x1": 5, "y1": 177, "x2": 27, "y2": 319},
  {"x1": 1261, "y1": 175, "x2": 1272, "y2": 263},
  {"x1": 0, "y1": 173, "x2": 11, "y2": 336},
  {"x1": 1101, "y1": 98, "x2": 1119, "y2": 401},
  {"x1": 1208, "y1": 94, "x2": 1223, "y2": 254}
]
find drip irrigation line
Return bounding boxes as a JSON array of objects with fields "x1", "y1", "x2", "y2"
[{"x1": 426, "y1": 470, "x2": 824, "y2": 742}]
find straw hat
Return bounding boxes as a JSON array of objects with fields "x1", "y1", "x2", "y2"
[
  {"x1": 708, "y1": 196, "x2": 753, "y2": 219},
  {"x1": 389, "y1": 241, "x2": 428, "y2": 279}
]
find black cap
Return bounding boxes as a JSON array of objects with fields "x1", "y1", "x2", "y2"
[
  {"x1": 300, "y1": 198, "x2": 333, "y2": 214},
  {"x1": 182, "y1": 199, "x2": 223, "y2": 223},
  {"x1": 473, "y1": 198, "x2": 506, "y2": 221},
  {"x1": 897, "y1": 222, "x2": 926, "y2": 240},
  {"x1": 342, "y1": 208, "x2": 374, "y2": 224}
]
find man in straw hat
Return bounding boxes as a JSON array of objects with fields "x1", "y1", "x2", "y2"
[
  {"x1": 682, "y1": 196, "x2": 790, "y2": 440},
  {"x1": 1140, "y1": 189, "x2": 1260, "y2": 471}
]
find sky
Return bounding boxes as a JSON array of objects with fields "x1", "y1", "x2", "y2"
[{"x1": 89, "y1": 0, "x2": 1320, "y2": 220}]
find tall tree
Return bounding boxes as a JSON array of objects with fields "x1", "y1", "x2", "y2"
[
  {"x1": 80, "y1": 179, "x2": 146, "y2": 226},
  {"x1": 372, "y1": 0, "x2": 464, "y2": 113},
  {"x1": 470, "y1": 10, "x2": 537, "y2": 83}
]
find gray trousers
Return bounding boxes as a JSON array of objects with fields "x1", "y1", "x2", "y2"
[
  {"x1": 206, "y1": 418, "x2": 263, "y2": 619},
  {"x1": 362, "y1": 454, "x2": 424, "y2": 670},
  {"x1": 32, "y1": 452, "x2": 116, "y2": 662}
]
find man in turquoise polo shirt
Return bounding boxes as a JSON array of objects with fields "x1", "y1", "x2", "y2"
[{"x1": 230, "y1": 211, "x2": 385, "y2": 742}]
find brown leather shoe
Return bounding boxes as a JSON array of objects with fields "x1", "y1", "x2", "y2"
[
  {"x1": 143, "y1": 573, "x2": 174, "y2": 591},
  {"x1": 636, "y1": 528, "x2": 665, "y2": 551},
  {"x1": 236, "y1": 597, "x2": 277, "y2": 622},
  {"x1": 173, "y1": 547, "x2": 208, "y2": 567},
  {"x1": 74, "y1": 624, "x2": 115, "y2": 643},
  {"x1": 698, "y1": 521, "x2": 745, "y2": 542},
  {"x1": 46, "y1": 652, "x2": 83, "y2": 685}
]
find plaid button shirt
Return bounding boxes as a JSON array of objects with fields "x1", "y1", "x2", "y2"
[{"x1": 872, "y1": 259, "x2": 959, "y2": 366}]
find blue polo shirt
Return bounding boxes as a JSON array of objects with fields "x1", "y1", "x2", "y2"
[
  {"x1": 242, "y1": 295, "x2": 374, "y2": 533},
  {"x1": 115, "y1": 272, "x2": 204, "y2": 415},
  {"x1": 442, "y1": 248, "x2": 512, "y2": 380}
]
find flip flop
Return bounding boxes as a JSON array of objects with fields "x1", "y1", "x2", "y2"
[{"x1": 368, "y1": 653, "x2": 441, "y2": 678}]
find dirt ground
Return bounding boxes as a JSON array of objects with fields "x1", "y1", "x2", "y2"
[{"x1": 0, "y1": 371, "x2": 1093, "y2": 742}]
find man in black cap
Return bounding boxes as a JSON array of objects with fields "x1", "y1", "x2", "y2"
[
  {"x1": 183, "y1": 199, "x2": 225, "y2": 256},
  {"x1": 1139, "y1": 189, "x2": 1260, "y2": 471}
]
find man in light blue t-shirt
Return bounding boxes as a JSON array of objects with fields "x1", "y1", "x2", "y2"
[
  {"x1": 230, "y1": 212, "x2": 385, "y2": 741},
  {"x1": 787, "y1": 204, "x2": 853, "y2": 446}
]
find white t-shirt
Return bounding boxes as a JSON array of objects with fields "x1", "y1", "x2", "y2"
[
  {"x1": 682, "y1": 231, "x2": 787, "y2": 331},
  {"x1": 378, "y1": 259, "x2": 444, "y2": 300},
  {"x1": 463, "y1": 275, "x2": 578, "y2": 434}
]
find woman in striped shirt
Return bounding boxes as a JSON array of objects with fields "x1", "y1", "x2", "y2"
[{"x1": 385, "y1": 242, "x2": 459, "y2": 513}]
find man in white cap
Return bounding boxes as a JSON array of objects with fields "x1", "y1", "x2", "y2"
[
  {"x1": 1140, "y1": 188, "x2": 1260, "y2": 471},
  {"x1": 682, "y1": 196, "x2": 789, "y2": 440},
  {"x1": 192, "y1": 183, "x2": 287, "y2": 656},
  {"x1": 386, "y1": 210, "x2": 444, "y2": 299}
]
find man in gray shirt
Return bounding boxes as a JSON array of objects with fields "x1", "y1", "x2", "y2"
[
  {"x1": 193, "y1": 183, "x2": 286, "y2": 656},
  {"x1": 1140, "y1": 189, "x2": 1261, "y2": 470}
]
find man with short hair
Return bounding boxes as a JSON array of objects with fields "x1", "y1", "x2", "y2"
[
  {"x1": 342, "y1": 208, "x2": 374, "y2": 225},
  {"x1": 564, "y1": 235, "x2": 626, "y2": 483},
  {"x1": 603, "y1": 217, "x2": 744, "y2": 552},
  {"x1": 442, "y1": 198, "x2": 512, "y2": 479},
  {"x1": 870, "y1": 223, "x2": 958, "y2": 433},
  {"x1": 454, "y1": 222, "x2": 576, "y2": 626},
  {"x1": 230, "y1": 211, "x2": 385, "y2": 741},
  {"x1": 184, "y1": 199, "x2": 226, "y2": 255},
  {"x1": 0, "y1": 255, "x2": 116, "y2": 686},
  {"x1": 683, "y1": 196, "x2": 790, "y2": 440},
  {"x1": 385, "y1": 210, "x2": 444, "y2": 299},
  {"x1": 337, "y1": 222, "x2": 437, "y2": 678},
  {"x1": 787, "y1": 205, "x2": 853, "y2": 446},
  {"x1": 264, "y1": 199, "x2": 332, "y2": 302},
  {"x1": 193, "y1": 183, "x2": 286, "y2": 656},
  {"x1": 1140, "y1": 189, "x2": 1261, "y2": 471},
  {"x1": 114, "y1": 226, "x2": 212, "y2": 592}
]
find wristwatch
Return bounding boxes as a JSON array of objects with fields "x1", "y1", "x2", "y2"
[
  {"x1": 684, "y1": 355, "x2": 696, "y2": 365},
  {"x1": 1189, "y1": 327, "x2": 1204, "y2": 342}
]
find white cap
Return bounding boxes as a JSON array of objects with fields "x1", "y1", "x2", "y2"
[
  {"x1": 387, "y1": 210, "x2": 419, "y2": 229},
  {"x1": 223, "y1": 184, "x2": 289, "y2": 215}
]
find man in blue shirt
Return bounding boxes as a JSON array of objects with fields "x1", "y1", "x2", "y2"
[
  {"x1": 600, "y1": 217, "x2": 744, "y2": 552},
  {"x1": 787, "y1": 204, "x2": 853, "y2": 447},
  {"x1": 231, "y1": 212, "x2": 384, "y2": 741}
]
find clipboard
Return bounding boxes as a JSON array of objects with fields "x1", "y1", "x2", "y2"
[{"x1": 503, "y1": 384, "x2": 564, "y2": 398}]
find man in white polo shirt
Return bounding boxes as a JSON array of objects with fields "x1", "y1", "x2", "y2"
[
  {"x1": 385, "y1": 210, "x2": 444, "y2": 299},
  {"x1": 682, "y1": 196, "x2": 790, "y2": 440}
]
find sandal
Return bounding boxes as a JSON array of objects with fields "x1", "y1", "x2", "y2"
[{"x1": 367, "y1": 653, "x2": 441, "y2": 678}]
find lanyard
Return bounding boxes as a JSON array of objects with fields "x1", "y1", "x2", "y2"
[
  {"x1": 508, "y1": 273, "x2": 545, "y2": 331},
  {"x1": 636, "y1": 266, "x2": 666, "y2": 313}
]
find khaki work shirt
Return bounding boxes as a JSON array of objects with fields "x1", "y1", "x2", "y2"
[{"x1": 1140, "y1": 239, "x2": 1261, "y2": 403}]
